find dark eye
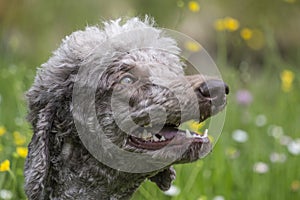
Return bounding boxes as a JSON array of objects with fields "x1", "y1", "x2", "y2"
[{"x1": 120, "y1": 76, "x2": 134, "y2": 84}]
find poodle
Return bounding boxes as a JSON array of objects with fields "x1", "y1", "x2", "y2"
[{"x1": 24, "y1": 17, "x2": 229, "y2": 200}]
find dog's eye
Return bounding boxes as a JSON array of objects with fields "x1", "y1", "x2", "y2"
[{"x1": 120, "y1": 76, "x2": 135, "y2": 84}]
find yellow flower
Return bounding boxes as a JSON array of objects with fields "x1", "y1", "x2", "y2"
[
  {"x1": 240, "y1": 28, "x2": 253, "y2": 40},
  {"x1": 214, "y1": 17, "x2": 240, "y2": 32},
  {"x1": 291, "y1": 180, "x2": 300, "y2": 191},
  {"x1": 224, "y1": 17, "x2": 240, "y2": 31},
  {"x1": 245, "y1": 29, "x2": 265, "y2": 50},
  {"x1": 280, "y1": 70, "x2": 294, "y2": 92},
  {"x1": 16, "y1": 147, "x2": 28, "y2": 158},
  {"x1": 188, "y1": 1, "x2": 200, "y2": 12},
  {"x1": 0, "y1": 126, "x2": 6, "y2": 136},
  {"x1": 214, "y1": 19, "x2": 226, "y2": 31},
  {"x1": 188, "y1": 121, "x2": 205, "y2": 134},
  {"x1": 0, "y1": 160, "x2": 10, "y2": 172},
  {"x1": 13, "y1": 131, "x2": 26, "y2": 146},
  {"x1": 184, "y1": 41, "x2": 201, "y2": 52},
  {"x1": 190, "y1": 121, "x2": 203, "y2": 131}
]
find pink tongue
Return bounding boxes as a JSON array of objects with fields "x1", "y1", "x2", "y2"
[{"x1": 159, "y1": 127, "x2": 179, "y2": 140}]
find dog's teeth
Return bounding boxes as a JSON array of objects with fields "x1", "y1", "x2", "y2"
[
  {"x1": 142, "y1": 129, "x2": 148, "y2": 139},
  {"x1": 185, "y1": 129, "x2": 192, "y2": 138},
  {"x1": 203, "y1": 129, "x2": 208, "y2": 137},
  {"x1": 153, "y1": 135, "x2": 159, "y2": 142},
  {"x1": 160, "y1": 136, "x2": 166, "y2": 141},
  {"x1": 147, "y1": 132, "x2": 152, "y2": 138}
]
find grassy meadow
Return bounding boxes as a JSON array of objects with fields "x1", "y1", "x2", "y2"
[{"x1": 1, "y1": 1, "x2": 300, "y2": 200}]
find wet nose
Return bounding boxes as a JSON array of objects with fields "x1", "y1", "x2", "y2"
[{"x1": 199, "y1": 80, "x2": 229, "y2": 98}]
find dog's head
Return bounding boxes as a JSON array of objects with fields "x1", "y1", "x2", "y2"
[
  {"x1": 25, "y1": 17, "x2": 229, "y2": 198},
  {"x1": 91, "y1": 60, "x2": 229, "y2": 162},
  {"x1": 70, "y1": 18, "x2": 229, "y2": 190}
]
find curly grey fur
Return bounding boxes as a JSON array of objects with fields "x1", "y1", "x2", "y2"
[{"x1": 24, "y1": 17, "x2": 227, "y2": 200}]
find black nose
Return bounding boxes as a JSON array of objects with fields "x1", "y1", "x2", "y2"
[{"x1": 199, "y1": 80, "x2": 229, "y2": 98}]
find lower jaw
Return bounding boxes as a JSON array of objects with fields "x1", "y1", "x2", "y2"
[
  {"x1": 127, "y1": 134, "x2": 210, "y2": 152},
  {"x1": 176, "y1": 141, "x2": 212, "y2": 163},
  {"x1": 127, "y1": 136, "x2": 170, "y2": 150},
  {"x1": 125, "y1": 139, "x2": 212, "y2": 165}
]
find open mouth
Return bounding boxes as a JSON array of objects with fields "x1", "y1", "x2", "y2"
[
  {"x1": 126, "y1": 79, "x2": 229, "y2": 151},
  {"x1": 127, "y1": 124, "x2": 210, "y2": 151}
]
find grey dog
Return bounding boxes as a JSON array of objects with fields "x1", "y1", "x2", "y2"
[{"x1": 24, "y1": 17, "x2": 229, "y2": 200}]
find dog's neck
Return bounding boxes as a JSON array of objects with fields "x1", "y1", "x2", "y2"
[{"x1": 47, "y1": 140, "x2": 150, "y2": 200}]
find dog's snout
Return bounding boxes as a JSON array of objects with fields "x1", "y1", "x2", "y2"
[{"x1": 199, "y1": 80, "x2": 229, "y2": 98}]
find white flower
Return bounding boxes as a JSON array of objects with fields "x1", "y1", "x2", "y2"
[
  {"x1": 15, "y1": 117, "x2": 24, "y2": 126},
  {"x1": 232, "y1": 129, "x2": 248, "y2": 143},
  {"x1": 268, "y1": 125, "x2": 284, "y2": 139},
  {"x1": 0, "y1": 189, "x2": 13, "y2": 200},
  {"x1": 213, "y1": 195, "x2": 225, "y2": 200},
  {"x1": 287, "y1": 139, "x2": 300, "y2": 155},
  {"x1": 270, "y1": 152, "x2": 287, "y2": 163},
  {"x1": 280, "y1": 135, "x2": 292, "y2": 146},
  {"x1": 253, "y1": 162, "x2": 269, "y2": 174},
  {"x1": 164, "y1": 185, "x2": 180, "y2": 196},
  {"x1": 255, "y1": 114, "x2": 267, "y2": 127}
]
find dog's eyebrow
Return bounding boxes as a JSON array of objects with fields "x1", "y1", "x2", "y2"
[
  {"x1": 117, "y1": 63, "x2": 135, "y2": 71},
  {"x1": 128, "y1": 66, "x2": 152, "y2": 80}
]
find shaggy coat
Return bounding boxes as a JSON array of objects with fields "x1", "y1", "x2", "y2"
[{"x1": 24, "y1": 17, "x2": 228, "y2": 200}]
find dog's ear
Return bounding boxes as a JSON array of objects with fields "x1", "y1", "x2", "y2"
[
  {"x1": 149, "y1": 166, "x2": 176, "y2": 191},
  {"x1": 24, "y1": 101, "x2": 56, "y2": 200}
]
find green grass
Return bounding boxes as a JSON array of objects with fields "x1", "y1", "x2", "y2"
[
  {"x1": 0, "y1": 63, "x2": 34, "y2": 200},
  {"x1": 1, "y1": 0, "x2": 300, "y2": 199},
  {"x1": 0, "y1": 61, "x2": 299, "y2": 200}
]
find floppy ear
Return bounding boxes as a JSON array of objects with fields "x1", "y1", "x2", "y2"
[{"x1": 24, "y1": 101, "x2": 56, "y2": 200}]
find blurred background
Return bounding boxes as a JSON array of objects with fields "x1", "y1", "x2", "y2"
[{"x1": 0, "y1": 0, "x2": 299, "y2": 199}]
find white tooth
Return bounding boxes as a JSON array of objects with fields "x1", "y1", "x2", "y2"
[
  {"x1": 203, "y1": 129, "x2": 208, "y2": 137},
  {"x1": 186, "y1": 129, "x2": 192, "y2": 138},
  {"x1": 142, "y1": 129, "x2": 148, "y2": 139},
  {"x1": 147, "y1": 132, "x2": 152, "y2": 138},
  {"x1": 160, "y1": 136, "x2": 166, "y2": 141},
  {"x1": 153, "y1": 135, "x2": 159, "y2": 142}
]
